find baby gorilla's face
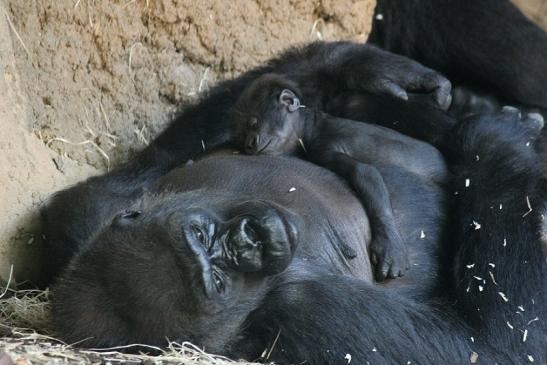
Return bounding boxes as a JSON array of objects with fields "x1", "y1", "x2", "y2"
[{"x1": 232, "y1": 73, "x2": 305, "y2": 156}]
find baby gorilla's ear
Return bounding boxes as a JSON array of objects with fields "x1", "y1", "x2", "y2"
[{"x1": 279, "y1": 89, "x2": 301, "y2": 112}]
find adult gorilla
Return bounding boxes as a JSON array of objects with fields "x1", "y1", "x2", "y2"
[
  {"x1": 43, "y1": 0, "x2": 546, "y2": 364},
  {"x1": 52, "y1": 115, "x2": 546, "y2": 365}
]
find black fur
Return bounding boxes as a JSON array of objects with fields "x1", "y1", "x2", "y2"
[
  {"x1": 42, "y1": 1, "x2": 547, "y2": 364},
  {"x1": 370, "y1": 0, "x2": 547, "y2": 113},
  {"x1": 231, "y1": 73, "x2": 452, "y2": 282},
  {"x1": 41, "y1": 41, "x2": 450, "y2": 285}
]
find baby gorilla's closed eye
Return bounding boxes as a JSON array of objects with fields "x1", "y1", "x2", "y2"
[{"x1": 231, "y1": 73, "x2": 306, "y2": 156}]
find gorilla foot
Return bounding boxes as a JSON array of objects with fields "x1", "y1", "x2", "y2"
[{"x1": 370, "y1": 232, "x2": 409, "y2": 281}]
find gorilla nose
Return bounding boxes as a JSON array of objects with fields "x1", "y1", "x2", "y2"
[
  {"x1": 245, "y1": 133, "x2": 260, "y2": 154},
  {"x1": 228, "y1": 218, "x2": 264, "y2": 272}
]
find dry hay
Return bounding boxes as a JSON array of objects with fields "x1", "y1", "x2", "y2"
[{"x1": 0, "y1": 289, "x2": 265, "y2": 365}]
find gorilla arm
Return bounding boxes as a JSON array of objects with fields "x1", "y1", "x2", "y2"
[{"x1": 369, "y1": 0, "x2": 547, "y2": 110}]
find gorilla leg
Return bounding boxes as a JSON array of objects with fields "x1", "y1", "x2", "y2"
[{"x1": 369, "y1": 0, "x2": 547, "y2": 110}]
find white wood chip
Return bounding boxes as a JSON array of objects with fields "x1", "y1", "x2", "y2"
[
  {"x1": 523, "y1": 196, "x2": 533, "y2": 217},
  {"x1": 470, "y1": 351, "x2": 478, "y2": 364},
  {"x1": 345, "y1": 354, "x2": 352, "y2": 363},
  {"x1": 488, "y1": 271, "x2": 498, "y2": 285},
  {"x1": 499, "y1": 292, "x2": 509, "y2": 302}
]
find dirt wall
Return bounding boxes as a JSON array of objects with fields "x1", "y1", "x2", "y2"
[
  {"x1": 0, "y1": 0, "x2": 375, "y2": 284},
  {"x1": 513, "y1": 0, "x2": 547, "y2": 29},
  {"x1": 2, "y1": 0, "x2": 546, "y2": 285}
]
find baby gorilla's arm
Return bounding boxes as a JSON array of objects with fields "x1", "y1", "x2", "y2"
[{"x1": 317, "y1": 151, "x2": 408, "y2": 281}]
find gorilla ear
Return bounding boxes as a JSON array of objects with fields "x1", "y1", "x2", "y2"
[{"x1": 279, "y1": 89, "x2": 301, "y2": 112}]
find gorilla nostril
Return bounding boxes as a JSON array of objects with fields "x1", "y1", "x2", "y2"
[{"x1": 242, "y1": 220, "x2": 260, "y2": 247}]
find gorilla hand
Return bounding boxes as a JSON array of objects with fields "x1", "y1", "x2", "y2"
[{"x1": 344, "y1": 46, "x2": 452, "y2": 110}]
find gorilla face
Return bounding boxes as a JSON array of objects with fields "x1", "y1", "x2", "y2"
[
  {"x1": 231, "y1": 74, "x2": 305, "y2": 156},
  {"x1": 52, "y1": 190, "x2": 299, "y2": 352},
  {"x1": 170, "y1": 198, "x2": 300, "y2": 292}
]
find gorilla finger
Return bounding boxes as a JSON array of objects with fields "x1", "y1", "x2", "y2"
[
  {"x1": 380, "y1": 261, "x2": 391, "y2": 279},
  {"x1": 371, "y1": 252, "x2": 378, "y2": 265},
  {"x1": 432, "y1": 78, "x2": 452, "y2": 110},
  {"x1": 415, "y1": 73, "x2": 452, "y2": 110},
  {"x1": 389, "y1": 265, "x2": 405, "y2": 279},
  {"x1": 526, "y1": 113, "x2": 545, "y2": 131},
  {"x1": 501, "y1": 106, "x2": 521, "y2": 119},
  {"x1": 377, "y1": 80, "x2": 408, "y2": 101}
]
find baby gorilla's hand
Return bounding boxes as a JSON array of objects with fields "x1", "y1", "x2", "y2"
[
  {"x1": 349, "y1": 47, "x2": 452, "y2": 110},
  {"x1": 370, "y1": 230, "x2": 409, "y2": 282}
]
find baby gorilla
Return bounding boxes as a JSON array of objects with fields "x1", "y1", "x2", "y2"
[{"x1": 232, "y1": 73, "x2": 449, "y2": 281}]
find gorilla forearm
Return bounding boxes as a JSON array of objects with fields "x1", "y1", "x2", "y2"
[{"x1": 236, "y1": 268, "x2": 500, "y2": 365}]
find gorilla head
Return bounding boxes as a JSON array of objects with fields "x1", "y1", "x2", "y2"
[
  {"x1": 52, "y1": 154, "x2": 372, "y2": 352},
  {"x1": 231, "y1": 73, "x2": 306, "y2": 156}
]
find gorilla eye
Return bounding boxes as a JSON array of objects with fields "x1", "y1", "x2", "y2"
[
  {"x1": 191, "y1": 225, "x2": 207, "y2": 247},
  {"x1": 213, "y1": 269, "x2": 225, "y2": 293},
  {"x1": 121, "y1": 210, "x2": 141, "y2": 219}
]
